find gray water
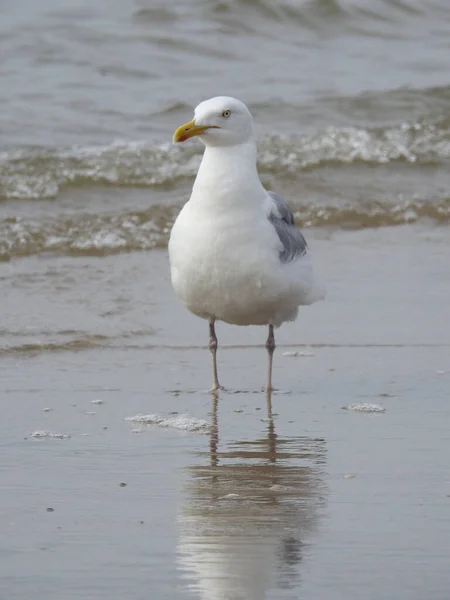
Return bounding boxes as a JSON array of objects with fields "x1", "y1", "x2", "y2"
[
  {"x1": 1, "y1": 1, "x2": 450, "y2": 599},
  {"x1": 1, "y1": 0, "x2": 450, "y2": 259}
]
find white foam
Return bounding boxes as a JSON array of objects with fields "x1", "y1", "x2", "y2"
[
  {"x1": 342, "y1": 403, "x2": 386, "y2": 413},
  {"x1": 30, "y1": 431, "x2": 71, "y2": 439},
  {"x1": 124, "y1": 413, "x2": 210, "y2": 433},
  {"x1": 269, "y1": 484, "x2": 287, "y2": 491}
]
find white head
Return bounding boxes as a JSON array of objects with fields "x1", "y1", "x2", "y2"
[{"x1": 173, "y1": 96, "x2": 254, "y2": 148}]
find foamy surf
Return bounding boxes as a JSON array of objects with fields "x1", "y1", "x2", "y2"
[
  {"x1": 342, "y1": 403, "x2": 386, "y2": 413},
  {"x1": 1, "y1": 115, "x2": 449, "y2": 201},
  {"x1": 124, "y1": 414, "x2": 210, "y2": 433},
  {"x1": 30, "y1": 431, "x2": 71, "y2": 439}
]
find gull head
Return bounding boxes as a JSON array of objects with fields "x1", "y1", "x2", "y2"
[{"x1": 173, "y1": 96, "x2": 254, "y2": 148}]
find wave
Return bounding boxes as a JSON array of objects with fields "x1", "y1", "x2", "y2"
[
  {"x1": 0, "y1": 141, "x2": 192, "y2": 200},
  {"x1": 197, "y1": 0, "x2": 450, "y2": 31},
  {"x1": 0, "y1": 330, "x2": 152, "y2": 355},
  {"x1": 0, "y1": 338, "x2": 108, "y2": 355},
  {"x1": 132, "y1": 0, "x2": 450, "y2": 29},
  {"x1": 1, "y1": 90, "x2": 449, "y2": 260},
  {"x1": 0, "y1": 205, "x2": 174, "y2": 261},
  {"x1": 1, "y1": 114, "x2": 449, "y2": 202},
  {"x1": 1, "y1": 195, "x2": 449, "y2": 261}
]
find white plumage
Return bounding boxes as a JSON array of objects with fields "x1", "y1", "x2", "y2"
[{"x1": 169, "y1": 96, "x2": 324, "y2": 391}]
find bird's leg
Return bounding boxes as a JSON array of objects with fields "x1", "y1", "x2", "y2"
[
  {"x1": 208, "y1": 319, "x2": 222, "y2": 393},
  {"x1": 265, "y1": 324, "x2": 276, "y2": 392}
]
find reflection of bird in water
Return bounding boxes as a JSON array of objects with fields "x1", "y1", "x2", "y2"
[{"x1": 177, "y1": 393, "x2": 327, "y2": 599}]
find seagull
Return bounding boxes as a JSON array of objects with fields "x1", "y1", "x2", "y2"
[{"x1": 169, "y1": 96, "x2": 324, "y2": 392}]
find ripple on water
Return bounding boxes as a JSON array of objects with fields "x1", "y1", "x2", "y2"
[{"x1": 125, "y1": 414, "x2": 211, "y2": 433}]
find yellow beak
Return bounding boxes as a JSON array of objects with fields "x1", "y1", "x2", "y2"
[{"x1": 172, "y1": 119, "x2": 217, "y2": 143}]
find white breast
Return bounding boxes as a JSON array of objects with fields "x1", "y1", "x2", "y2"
[{"x1": 169, "y1": 197, "x2": 314, "y2": 327}]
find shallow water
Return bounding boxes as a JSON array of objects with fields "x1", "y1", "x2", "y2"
[
  {"x1": 1, "y1": 0, "x2": 450, "y2": 597},
  {"x1": 2, "y1": 227, "x2": 450, "y2": 599},
  {"x1": 2, "y1": 340, "x2": 450, "y2": 600}
]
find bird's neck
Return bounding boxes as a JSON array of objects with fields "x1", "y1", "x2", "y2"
[{"x1": 191, "y1": 140, "x2": 264, "y2": 208}]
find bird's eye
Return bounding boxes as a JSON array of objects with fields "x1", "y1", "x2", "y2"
[{"x1": 221, "y1": 109, "x2": 231, "y2": 118}]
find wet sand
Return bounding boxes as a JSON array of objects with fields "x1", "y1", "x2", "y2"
[{"x1": 1, "y1": 225, "x2": 450, "y2": 599}]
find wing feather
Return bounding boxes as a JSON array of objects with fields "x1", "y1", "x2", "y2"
[{"x1": 267, "y1": 191, "x2": 307, "y2": 263}]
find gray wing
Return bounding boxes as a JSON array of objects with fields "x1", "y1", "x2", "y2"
[{"x1": 268, "y1": 191, "x2": 308, "y2": 264}]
